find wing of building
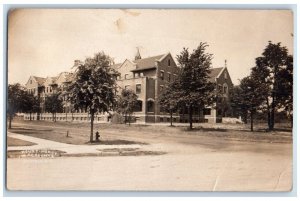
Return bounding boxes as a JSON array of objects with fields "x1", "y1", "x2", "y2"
[{"x1": 24, "y1": 52, "x2": 233, "y2": 123}]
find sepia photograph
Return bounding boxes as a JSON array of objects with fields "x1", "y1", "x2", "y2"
[{"x1": 6, "y1": 8, "x2": 293, "y2": 191}]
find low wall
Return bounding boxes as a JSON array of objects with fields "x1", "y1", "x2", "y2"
[
  {"x1": 24, "y1": 113, "x2": 111, "y2": 123},
  {"x1": 222, "y1": 117, "x2": 243, "y2": 124}
]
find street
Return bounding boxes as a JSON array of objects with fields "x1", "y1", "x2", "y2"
[{"x1": 6, "y1": 121, "x2": 292, "y2": 191}]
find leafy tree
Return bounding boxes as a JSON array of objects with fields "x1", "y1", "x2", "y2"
[
  {"x1": 175, "y1": 42, "x2": 215, "y2": 129},
  {"x1": 251, "y1": 42, "x2": 293, "y2": 130},
  {"x1": 232, "y1": 76, "x2": 267, "y2": 131},
  {"x1": 230, "y1": 86, "x2": 248, "y2": 123},
  {"x1": 277, "y1": 55, "x2": 293, "y2": 127},
  {"x1": 22, "y1": 92, "x2": 40, "y2": 121},
  {"x1": 116, "y1": 89, "x2": 138, "y2": 125},
  {"x1": 44, "y1": 92, "x2": 63, "y2": 122},
  {"x1": 69, "y1": 52, "x2": 119, "y2": 142},
  {"x1": 159, "y1": 81, "x2": 180, "y2": 126},
  {"x1": 7, "y1": 84, "x2": 24, "y2": 129}
]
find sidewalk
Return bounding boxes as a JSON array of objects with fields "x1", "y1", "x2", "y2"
[{"x1": 7, "y1": 132, "x2": 142, "y2": 155}]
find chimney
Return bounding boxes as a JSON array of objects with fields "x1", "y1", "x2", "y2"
[{"x1": 74, "y1": 60, "x2": 81, "y2": 67}]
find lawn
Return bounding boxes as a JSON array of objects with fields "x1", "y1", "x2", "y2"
[
  {"x1": 7, "y1": 119, "x2": 293, "y2": 145},
  {"x1": 7, "y1": 136, "x2": 37, "y2": 146}
]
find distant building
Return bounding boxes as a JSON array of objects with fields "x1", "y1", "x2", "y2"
[{"x1": 24, "y1": 52, "x2": 233, "y2": 123}]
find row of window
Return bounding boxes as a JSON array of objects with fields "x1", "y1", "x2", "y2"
[
  {"x1": 121, "y1": 71, "x2": 176, "y2": 81},
  {"x1": 44, "y1": 86, "x2": 53, "y2": 93},
  {"x1": 28, "y1": 88, "x2": 36, "y2": 94},
  {"x1": 160, "y1": 71, "x2": 177, "y2": 81},
  {"x1": 120, "y1": 72, "x2": 145, "y2": 80},
  {"x1": 218, "y1": 84, "x2": 228, "y2": 94},
  {"x1": 125, "y1": 84, "x2": 142, "y2": 94}
]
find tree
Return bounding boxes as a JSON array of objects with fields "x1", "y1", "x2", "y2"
[
  {"x1": 251, "y1": 41, "x2": 293, "y2": 130},
  {"x1": 175, "y1": 42, "x2": 215, "y2": 129},
  {"x1": 69, "y1": 52, "x2": 119, "y2": 142},
  {"x1": 231, "y1": 76, "x2": 267, "y2": 131},
  {"x1": 277, "y1": 55, "x2": 293, "y2": 127},
  {"x1": 116, "y1": 89, "x2": 138, "y2": 125},
  {"x1": 230, "y1": 86, "x2": 248, "y2": 123},
  {"x1": 159, "y1": 81, "x2": 180, "y2": 126},
  {"x1": 44, "y1": 92, "x2": 63, "y2": 122},
  {"x1": 22, "y1": 92, "x2": 40, "y2": 121},
  {"x1": 7, "y1": 84, "x2": 24, "y2": 129}
]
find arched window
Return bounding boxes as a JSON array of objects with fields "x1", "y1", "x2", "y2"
[
  {"x1": 147, "y1": 99, "x2": 154, "y2": 112},
  {"x1": 223, "y1": 83, "x2": 228, "y2": 94}
]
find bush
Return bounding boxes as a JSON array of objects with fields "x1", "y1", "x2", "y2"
[{"x1": 111, "y1": 113, "x2": 124, "y2": 124}]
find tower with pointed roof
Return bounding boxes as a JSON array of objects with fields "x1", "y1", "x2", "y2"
[{"x1": 134, "y1": 47, "x2": 141, "y2": 60}]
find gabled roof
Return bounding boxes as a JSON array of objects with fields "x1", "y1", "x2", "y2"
[
  {"x1": 65, "y1": 73, "x2": 75, "y2": 82},
  {"x1": 131, "y1": 54, "x2": 165, "y2": 72},
  {"x1": 32, "y1": 76, "x2": 46, "y2": 86},
  {"x1": 110, "y1": 63, "x2": 122, "y2": 70},
  {"x1": 208, "y1": 67, "x2": 223, "y2": 82}
]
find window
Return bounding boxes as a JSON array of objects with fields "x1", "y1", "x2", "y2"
[
  {"x1": 50, "y1": 87, "x2": 52, "y2": 93},
  {"x1": 136, "y1": 84, "x2": 141, "y2": 94},
  {"x1": 168, "y1": 73, "x2": 171, "y2": 82},
  {"x1": 134, "y1": 100, "x2": 143, "y2": 112},
  {"x1": 46, "y1": 87, "x2": 48, "y2": 93},
  {"x1": 223, "y1": 84, "x2": 228, "y2": 94},
  {"x1": 203, "y1": 108, "x2": 211, "y2": 115},
  {"x1": 160, "y1": 70, "x2": 164, "y2": 80},
  {"x1": 224, "y1": 71, "x2": 228, "y2": 79},
  {"x1": 125, "y1": 74, "x2": 129, "y2": 79},
  {"x1": 30, "y1": 80, "x2": 32, "y2": 84},
  {"x1": 135, "y1": 72, "x2": 140, "y2": 78},
  {"x1": 160, "y1": 85, "x2": 164, "y2": 92},
  {"x1": 218, "y1": 85, "x2": 222, "y2": 93},
  {"x1": 147, "y1": 101, "x2": 154, "y2": 112},
  {"x1": 168, "y1": 59, "x2": 171, "y2": 66}
]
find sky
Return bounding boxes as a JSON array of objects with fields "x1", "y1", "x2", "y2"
[{"x1": 8, "y1": 9, "x2": 293, "y2": 85}]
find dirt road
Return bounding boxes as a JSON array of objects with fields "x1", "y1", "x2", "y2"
[{"x1": 6, "y1": 121, "x2": 293, "y2": 191}]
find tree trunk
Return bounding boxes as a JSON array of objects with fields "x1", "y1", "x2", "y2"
[
  {"x1": 265, "y1": 98, "x2": 271, "y2": 130},
  {"x1": 270, "y1": 108, "x2": 274, "y2": 130},
  {"x1": 170, "y1": 110, "x2": 173, "y2": 126},
  {"x1": 90, "y1": 111, "x2": 94, "y2": 143},
  {"x1": 250, "y1": 110, "x2": 254, "y2": 132},
  {"x1": 8, "y1": 114, "x2": 12, "y2": 129},
  {"x1": 189, "y1": 105, "x2": 193, "y2": 130},
  {"x1": 30, "y1": 112, "x2": 32, "y2": 121},
  {"x1": 52, "y1": 113, "x2": 54, "y2": 122},
  {"x1": 129, "y1": 113, "x2": 131, "y2": 126}
]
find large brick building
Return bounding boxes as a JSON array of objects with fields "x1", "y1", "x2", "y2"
[{"x1": 24, "y1": 52, "x2": 233, "y2": 123}]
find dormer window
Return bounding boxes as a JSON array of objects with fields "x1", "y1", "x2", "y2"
[{"x1": 224, "y1": 71, "x2": 227, "y2": 79}]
